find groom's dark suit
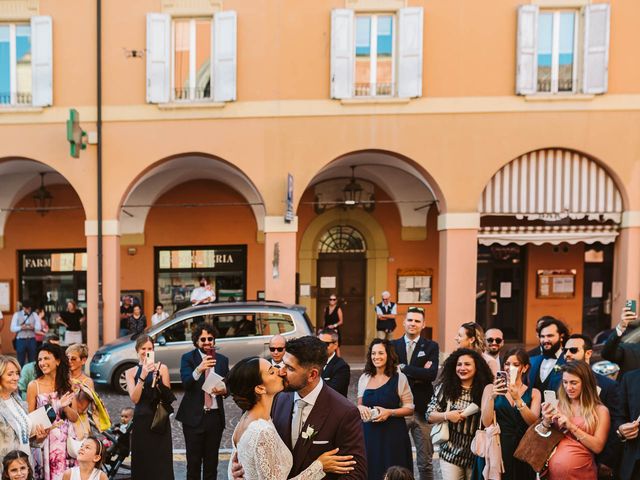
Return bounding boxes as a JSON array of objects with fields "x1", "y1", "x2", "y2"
[{"x1": 272, "y1": 382, "x2": 367, "y2": 479}]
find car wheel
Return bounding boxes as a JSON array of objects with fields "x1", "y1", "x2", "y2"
[{"x1": 112, "y1": 363, "x2": 135, "y2": 395}]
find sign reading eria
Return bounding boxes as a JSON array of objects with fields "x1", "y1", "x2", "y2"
[{"x1": 157, "y1": 246, "x2": 245, "y2": 272}]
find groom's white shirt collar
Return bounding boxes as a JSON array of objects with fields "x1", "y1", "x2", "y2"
[{"x1": 294, "y1": 378, "x2": 324, "y2": 408}]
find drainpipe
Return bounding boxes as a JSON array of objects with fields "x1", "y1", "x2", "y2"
[{"x1": 97, "y1": 0, "x2": 104, "y2": 345}]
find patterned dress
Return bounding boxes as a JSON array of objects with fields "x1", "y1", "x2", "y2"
[{"x1": 33, "y1": 384, "x2": 72, "y2": 480}]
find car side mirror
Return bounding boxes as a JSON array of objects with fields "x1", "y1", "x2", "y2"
[{"x1": 156, "y1": 335, "x2": 167, "y2": 346}]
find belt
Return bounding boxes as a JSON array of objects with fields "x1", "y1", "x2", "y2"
[{"x1": 203, "y1": 408, "x2": 220, "y2": 414}]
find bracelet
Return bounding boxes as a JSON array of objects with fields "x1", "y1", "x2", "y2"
[
  {"x1": 516, "y1": 403, "x2": 526, "y2": 411},
  {"x1": 575, "y1": 433, "x2": 586, "y2": 442},
  {"x1": 444, "y1": 412, "x2": 448, "y2": 421}
]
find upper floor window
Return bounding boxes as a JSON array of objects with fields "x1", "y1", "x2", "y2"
[
  {"x1": 146, "y1": 11, "x2": 236, "y2": 104},
  {"x1": 516, "y1": 4, "x2": 610, "y2": 96},
  {"x1": 331, "y1": 7, "x2": 423, "y2": 100}
]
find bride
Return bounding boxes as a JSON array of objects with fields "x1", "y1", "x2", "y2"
[{"x1": 226, "y1": 357, "x2": 355, "y2": 479}]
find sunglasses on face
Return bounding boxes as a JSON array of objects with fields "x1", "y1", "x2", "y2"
[
  {"x1": 563, "y1": 347, "x2": 581, "y2": 354},
  {"x1": 198, "y1": 337, "x2": 215, "y2": 343},
  {"x1": 321, "y1": 340, "x2": 336, "y2": 345},
  {"x1": 269, "y1": 347, "x2": 285, "y2": 352},
  {"x1": 329, "y1": 298, "x2": 337, "y2": 301},
  {"x1": 486, "y1": 338, "x2": 503, "y2": 344}
]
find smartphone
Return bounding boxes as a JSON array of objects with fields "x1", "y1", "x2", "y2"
[
  {"x1": 145, "y1": 350, "x2": 155, "y2": 365},
  {"x1": 496, "y1": 371, "x2": 508, "y2": 384},
  {"x1": 204, "y1": 346, "x2": 216, "y2": 359},
  {"x1": 544, "y1": 390, "x2": 558, "y2": 406},
  {"x1": 626, "y1": 299, "x2": 637, "y2": 314}
]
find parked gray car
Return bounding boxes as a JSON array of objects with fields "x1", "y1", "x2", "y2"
[{"x1": 90, "y1": 301, "x2": 314, "y2": 394}]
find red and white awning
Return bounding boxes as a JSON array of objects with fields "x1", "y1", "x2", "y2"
[
  {"x1": 478, "y1": 225, "x2": 618, "y2": 246},
  {"x1": 479, "y1": 149, "x2": 623, "y2": 223}
]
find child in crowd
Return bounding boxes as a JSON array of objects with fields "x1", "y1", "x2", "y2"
[
  {"x1": 384, "y1": 466, "x2": 414, "y2": 480},
  {"x1": 61, "y1": 437, "x2": 107, "y2": 480},
  {"x1": 2, "y1": 450, "x2": 34, "y2": 480}
]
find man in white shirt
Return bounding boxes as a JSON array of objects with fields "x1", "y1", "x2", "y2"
[
  {"x1": 151, "y1": 302, "x2": 169, "y2": 325},
  {"x1": 484, "y1": 328, "x2": 505, "y2": 369},
  {"x1": 10, "y1": 300, "x2": 41, "y2": 366},
  {"x1": 268, "y1": 334, "x2": 286, "y2": 368},
  {"x1": 191, "y1": 277, "x2": 216, "y2": 305},
  {"x1": 375, "y1": 291, "x2": 397, "y2": 340}
]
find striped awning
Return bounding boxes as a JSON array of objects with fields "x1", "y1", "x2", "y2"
[
  {"x1": 479, "y1": 149, "x2": 623, "y2": 223},
  {"x1": 478, "y1": 225, "x2": 619, "y2": 246}
]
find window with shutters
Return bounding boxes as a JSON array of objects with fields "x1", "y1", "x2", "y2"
[
  {"x1": 354, "y1": 14, "x2": 395, "y2": 97},
  {"x1": 0, "y1": 23, "x2": 32, "y2": 105},
  {"x1": 536, "y1": 10, "x2": 578, "y2": 93},
  {"x1": 172, "y1": 18, "x2": 212, "y2": 101}
]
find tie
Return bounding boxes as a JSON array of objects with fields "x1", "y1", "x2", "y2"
[
  {"x1": 291, "y1": 398, "x2": 307, "y2": 447},
  {"x1": 204, "y1": 369, "x2": 213, "y2": 409},
  {"x1": 407, "y1": 340, "x2": 416, "y2": 363}
]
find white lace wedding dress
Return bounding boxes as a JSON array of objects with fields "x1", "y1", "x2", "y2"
[{"x1": 228, "y1": 418, "x2": 325, "y2": 480}]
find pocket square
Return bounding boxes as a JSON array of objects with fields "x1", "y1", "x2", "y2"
[
  {"x1": 417, "y1": 351, "x2": 426, "y2": 357},
  {"x1": 312, "y1": 440, "x2": 329, "y2": 445}
]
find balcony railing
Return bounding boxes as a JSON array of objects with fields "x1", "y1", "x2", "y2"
[
  {"x1": 354, "y1": 82, "x2": 394, "y2": 97},
  {"x1": 172, "y1": 86, "x2": 211, "y2": 101},
  {"x1": 0, "y1": 92, "x2": 33, "y2": 105}
]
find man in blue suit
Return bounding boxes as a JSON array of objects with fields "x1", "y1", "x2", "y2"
[
  {"x1": 176, "y1": 323, "x2": 229, "y2": 480},
  {"x1": 617, "y1": 368, "x2": 640, "y2": 480},
  {"x1": 528, "y1": 317, "x2": 569, "y2": 392},
  {"x1": 563, "y1": 333, "x2": 624, "y2": 478}
]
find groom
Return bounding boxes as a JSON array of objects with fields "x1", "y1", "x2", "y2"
[{"x1": 232, "y1": 335, "x2": 367, "y2": 479}]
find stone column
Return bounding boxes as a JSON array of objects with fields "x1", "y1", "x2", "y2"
[
  {"x1": 264, "y1": 216, "x2": 297, "y2": 303},
  {"x1": 612, "y1": 212, "x2": 640, "y2": 321},
  {"x1": 437, "y1": 213, "x2": 480, "y2": 354}
]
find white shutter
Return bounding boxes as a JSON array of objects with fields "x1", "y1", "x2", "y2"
[
  {"x1": 330, "y1": 9, "x2": 354, "y2": 99},
  {"x1": 582, "y1": 3, "x2": 610, "y2": 94},
  {"x1": 31, "y1": 16, "x2": 53, "y2": 107},
  {"x1": 516, "y1": 5, "x2": 539, "y2": 95},
  {"x1": 397, "y1": 7, "x2": 423, "y2": 98},
  {"x1": 213, "y1": 10, "x2": 237, "y2": 102},
  {"x1": 146, "y1": 13, "x2": 171, "y2": 104}
]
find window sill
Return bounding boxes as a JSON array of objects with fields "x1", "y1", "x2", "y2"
[
  {"x1": 340, "y1": 97, "x2": 412, "y2": 106},
  {"x1": 157, "y1": 101, "x2": 227, "y2": 110},
  {"x1": 524, "y1": 94, "x2": 596, "y2": 102},
  {"x1": 0, "y1": 106, "x2": 44, "y2": 113}
]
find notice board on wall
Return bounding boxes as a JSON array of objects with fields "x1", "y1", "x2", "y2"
[
  {"x1": 397, "y1": 268, "x2": 433, "y2": 304},
  {"x1": 536, "y1": 269, "x2": 577, "y2": 299}
]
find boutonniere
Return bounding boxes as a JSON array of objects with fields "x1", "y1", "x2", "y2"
[
  {"x1": 301, "y1": 425, "x2": 318, "y2": 443},
  {"x1": 552, "y1": 365, "x2": 562, "y2": 373}
]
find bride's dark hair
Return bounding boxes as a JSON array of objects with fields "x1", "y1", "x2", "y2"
[{"x1": 226, "y1": 356, "x2": 262, "y2": 411}]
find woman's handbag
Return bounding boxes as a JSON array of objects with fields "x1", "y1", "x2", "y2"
[
  {"x1": 471, "y1": 411, "x2": 496, "y2": 457},
  {"x1": 430, "y1": 400, "x2": 451, "y2": 446},
  {"x1": 513, "y1": 421, "x2": 564, "y2": 473},
  {"x1": 151, "y1": 399, "x2": 170, "y2": 434}
]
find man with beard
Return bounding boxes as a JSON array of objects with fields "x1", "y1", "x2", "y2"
[
  {"x1": 528, "y1": 317, "x2": 569, "y2": 392},
  {"x1": 231, "y1": 335, "x2": 367, "y2": 479},
  {"x1": 484, "y1": 327, "x2": 504, "y2": 370}
]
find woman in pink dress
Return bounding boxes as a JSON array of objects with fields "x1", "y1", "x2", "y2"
[{"x1": 541, "y1": 361, "x2": 610, "y2": 480}]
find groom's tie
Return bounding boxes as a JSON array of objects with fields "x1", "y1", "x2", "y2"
[{"x1": 291, "y1": 398, "x2": 308, "y2": 447}]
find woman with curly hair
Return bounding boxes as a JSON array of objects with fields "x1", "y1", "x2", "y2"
[
  {"x1": 427, "y1": 348, "x2": 493, "y2": 480},
  {"x1": 357, "y1": 339, "x2": 414, "y2": 480},
  {"x1": 454, "y1": 322, "x2": 498, "y2": 376}
]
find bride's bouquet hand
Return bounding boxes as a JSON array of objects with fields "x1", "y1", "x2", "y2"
[{"x1": 318, "y1": 447, "x2": 356, "y2": 474}]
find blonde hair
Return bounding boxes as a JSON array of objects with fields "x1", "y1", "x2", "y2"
[
  {"x1": 461, "y1": 322, "x2": 486, "y2": 355},
  {"x1": 66, "y1": 343, "x2": 89, "y2": 359},
  {"x1": 0, "y1": 356, "x2": 21, "y2": 394},
  {"x1": 557, "y1": 361, "x2": 602, "y2": 433}
]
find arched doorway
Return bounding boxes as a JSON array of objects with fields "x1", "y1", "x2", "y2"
[{"x1": 316, "y1": 226, "x2": 367, "y2": 344}]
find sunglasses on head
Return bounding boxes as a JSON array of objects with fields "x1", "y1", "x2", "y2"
[
  {"x1": 563, "y1": 347, "x2": 580, "y2": 354},
  {"x1": 486, "y1": 337, "x2": 503, "y2": 344},
  {"x1": 407, "y1": 306, "x2": 424, "y2": 314},
  {"x1": 269, "y1": 347, "x2": 285, "y2": 352},
  {"x1": 198, "y1": 337, "x2": 215, "y2": 342}
]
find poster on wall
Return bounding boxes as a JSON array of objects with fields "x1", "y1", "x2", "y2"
[
  {"x1": 0, "y1": 281, "x2": 11, "y2": 312},
  {"x1": 397, "y1": 269, "x2": 433, "y2": 304},
  {"x1": 536, "y1": 269, "x2": 577, "y2": 299}
]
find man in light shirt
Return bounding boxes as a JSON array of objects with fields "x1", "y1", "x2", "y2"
[
  {"x1": 10, "y1": 300, "x2": 41, "y2": 366},
  {"x1": 191, "y1": 277, "x2": 216, "y2": 305}
]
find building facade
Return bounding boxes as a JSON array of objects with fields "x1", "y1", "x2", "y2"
[{"x1": 1, "y1": 0, "x2": 639, "y2": 355}]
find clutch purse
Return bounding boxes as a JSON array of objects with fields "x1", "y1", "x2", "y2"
[
  {"x1": 430, "y1": 400, "x2": 451, "y2": 446},
  {"x1": 513, "y1": 421, "x2": 564, "y2": 472}
]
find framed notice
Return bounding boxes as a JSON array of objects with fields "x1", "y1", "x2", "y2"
[
  {"x1": 536, "y1": 269, "x2": 577, "y2": 299},
  {"x1": 0, "y1": 280, "x2": 11, "y2": 312},
  {"x1": 397, "y1": 269, "x2": 433, "y2": 304}
]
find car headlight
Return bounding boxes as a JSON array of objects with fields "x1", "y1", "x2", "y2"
[{"x1": 92, "y1": 352, "x2": 111, "y2": 364}]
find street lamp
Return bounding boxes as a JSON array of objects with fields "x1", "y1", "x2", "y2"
[{"x1": 32, "y1": 172, "x2": 53, "y2": 216}]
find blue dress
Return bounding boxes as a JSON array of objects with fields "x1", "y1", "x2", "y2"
[{"x1": 362, "y1": 374, "x2": 413, "y2": 480}]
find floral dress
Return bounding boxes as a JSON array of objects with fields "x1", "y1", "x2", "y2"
[{"x1": 33, "y1": 384, "x2": 72, "y2": 480}]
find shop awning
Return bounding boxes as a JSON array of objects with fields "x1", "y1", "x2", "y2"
[{"x1": 478, "y1": 225, "x2": 619, "y2": 246}]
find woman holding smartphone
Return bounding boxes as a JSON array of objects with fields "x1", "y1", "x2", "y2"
[
  {"x1": 541, "y1": 361, "x2": 610, "y2": 480},
  {"x1": 125, "y1": 334, "x2": 175, "y2": 480},
  {"x1": 480, "y1": 348, "x2": 541, "y2": 480}
]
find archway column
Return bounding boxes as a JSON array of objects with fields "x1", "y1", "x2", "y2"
[
  {"x1": 264, "y1": 216, "x2": 297, "y2": 303},
  {"x1": 437, "y1": 213, "x2": 479, "y2": 354},
  {"x1": 612, "y1": 212, "x2": 640, "y2": 321},
  {"x1": 85, "y1": 220, "x2": 121, "y2": 353}
]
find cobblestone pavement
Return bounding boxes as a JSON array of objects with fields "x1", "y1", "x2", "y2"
[{"x1": 98, "y1": 367, "x2": 443, "y2": 479}]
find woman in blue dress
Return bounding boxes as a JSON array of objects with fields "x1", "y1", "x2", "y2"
[
  {"x1": 480, "y1": 348, "x2": 541, "y2": 480},
  {"x1": 357, "y1": 339, "x2": 414, "y2": 480}
]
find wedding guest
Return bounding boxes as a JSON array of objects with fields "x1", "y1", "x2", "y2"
[
  {"x1": 66, "y1": 344, "x2": 94, "y2": 390},
  {"x1": 151, "y1": 303, "x2": 169, "y2": 326},
  {"x1": 455, "y1": 322, "x2": 498, "y2": 376},
  {"x1": 2, "y1": 450, "x2": 34, "y2": 480},
  {"x1": 61, "y1": 437, "x2": 107, "y2": 480},
  {"x1": 56, "y1": 302, "x2": 84, "y2": 347},
  {"x1": 323, "y1": 295, "x2": 344, "y2": 348},
  {"x1": 127, "y1": 305, "x2": 146, "y2": 339},
  {"x1": 10, "y1": 301, "x2": 41, "y2": 367}
]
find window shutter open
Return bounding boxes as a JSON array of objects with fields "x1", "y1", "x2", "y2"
[
  {"x1": 397, "y1": 7, "x2": 423, "y2": 98},
  {"x1": 146, "y1": 13, "x2": 171, "y2": 104},
  {"x1": 31, "y1": 16, "x2": 53, "y2": 107},
  {"x1": 330, "y1": 9, "x2": 354, "y2": 99},
  {"x1": 582, "y1": 3, "x2": 610, "y2": 94},
  {"x1": 213, "y1": 10, "x2": 237, "y2": 102},
  {"x1": 516, "y1": 5, "x2": 538, "y2": 95}
]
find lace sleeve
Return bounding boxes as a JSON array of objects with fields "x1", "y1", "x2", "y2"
[{"x1": 253, "y1": 427, "x2": 325, "y2": 480}]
